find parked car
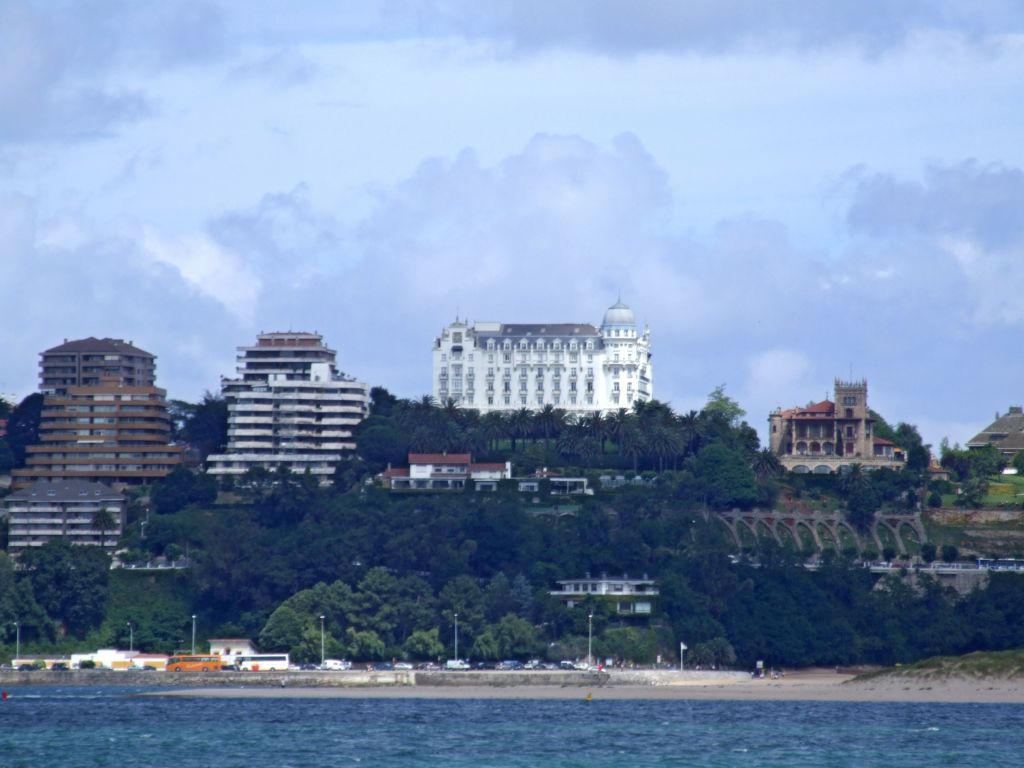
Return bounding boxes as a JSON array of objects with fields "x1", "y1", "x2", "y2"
[
  {"x1": 394, "y1": 662, "x2": 414, "y2": 670},
  {"x1": 444, "y1": 659, "x2": 470, "y2": 670},
  {"x1": 499, "y1": 660, "x2": 524, "y2": 670},
  {"x1": 321, "y1": 659, "x2": 352, "y2": 671}
]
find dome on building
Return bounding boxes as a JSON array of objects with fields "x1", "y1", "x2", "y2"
[{"x1": 602, "y1": 300, "x2": 635, "y2": 328}]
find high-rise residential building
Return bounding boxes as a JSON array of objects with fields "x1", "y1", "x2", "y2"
[
  {"x1": 205, "y1": 332, "x2": 369, "y2": 481},
  {"x1": 12, "y1": 338, "x2": 182, "y2": 489},
  {"x1": 767, "y1": 379, "x2": 907, "y2": 474},
  {"x1": 3, "y1": 479, "x2": 125, "y2": 553},
  {"x1": 39, "y1": 337, "x2": 156, "y2": 393},
  {"x1": 432, "y1": 301, "x2": 653, "y2": 416}
]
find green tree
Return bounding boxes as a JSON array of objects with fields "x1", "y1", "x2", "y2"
[
  {"x1": 941, "y1": 544, "x2": 960, "y2": 563},
  {"x1": 920, "y1": 542, "x2": 937, "y2": 563},
  {"x1": 346, "y1": 628, "x2": 386, "y2": 660},
  {"x1": 694, "y1": 443, "x2": 759, "y2": 509},
  {"x1": 404, "y1": 628, "x2": 445, "y2": 660},
  {"x1": 258, "y1": 605, "x2": 306, "y2": 652},
  {"x1": 181, "y1": 393, "x2": 228, "y2": 460},
  {"x1": 703, "y1": 385, "x2": 746, "y2": 427},
  {"x1": 4, "y1": 393, "x2": 44, "y2": 467},
  {"x1": 20, "y1": 539, "x2": 110, "y2": 637}
]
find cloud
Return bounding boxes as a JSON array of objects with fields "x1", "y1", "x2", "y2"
[
  {"x1": 0, "y1": 0, "x2": 226, "y2": 144},
  {"x1": 142, "y1": 228, "x2": 263, "y2": 323},
  {"x1": 0, "y1": 191, "x2": 246, "y2": 400},
  {"x1": 746, "y1": 349, "x2": 812, "y2": 405},
  {"x1": 402, "y1": 0, "x2": 1024, "y2": 55},
  {"x1": 845, "y1": 160, "x2": 1024, "y2": 325},
  {"x1": 228, "y1": 48, "x2": 319, "y2": 87}
]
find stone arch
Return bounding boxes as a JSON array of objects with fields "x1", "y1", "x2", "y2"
[
  {"x1": 898, "y1": 521, "x2": 922, "y2": 555},
  {"x1": 813, "y1": 464, "x2": 832, "y2": 474},
  {"x1": 792, "y1": 464, "x2": 810, "y2": 474},
  {"x1": 714, "y1": 516, "x2": 739, "y2": 550},
  {"x1": 875, "y1": 521, "x2": 902, "y2": 556},
  {"x1": 795, "y1": 522, "x2": 818, "y2": 552},
  {"x1": 775, "y1": 522, "x2": 798, "y2": 550},
  {"x1": 754, "y1": 520, "x2": 777, "y2": 545},
  {"x1": 816, "y1": 522, "x2": 837, "y2": 552},
  {"x1": 736, "y1": 519, "x2": 759, "y2": 551},
  {"x1": 835, "y1": 522, "x2": 862, "y2": 553}
]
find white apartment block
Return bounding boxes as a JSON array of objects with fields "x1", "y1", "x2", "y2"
[
  {"x1": 3, "y1": 480, "x2": 126, "y2": 553},
  {"x1": 206, "y1": 332, "x2": 369, "y2": 481},
  {"x1": 432, "y1": 301, "x2": 652, "y2": 415}
]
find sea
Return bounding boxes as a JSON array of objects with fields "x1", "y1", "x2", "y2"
[{"x1": 1, "y1": 686, "x2": 1023, "y2": 767}]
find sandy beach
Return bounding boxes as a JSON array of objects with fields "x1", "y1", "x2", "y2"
[{"x1": 147, "y1": 668, "x2": 1024, "y2": 704}]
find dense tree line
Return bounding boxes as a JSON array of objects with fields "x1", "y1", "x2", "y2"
[{"x1": 6, "y1": 390, "x2": 1021, "y2": 667}]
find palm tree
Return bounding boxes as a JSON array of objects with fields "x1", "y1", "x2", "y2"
[
  {"x1": 507, "y1": 409, "x2": 534, "y2": 452},
  {"x1": 580, "y1": 412, "x2": 608, "y2": 455},
  {"x1": 751, "y1": 448, "x2": 784, "y2": 481},
  {"x1": 534, "y1": 405, "x2": 567, "y2": 450},
  {"x1": 618, "y1": 420, "x2": 644, "y2": 474},
  {"x1": 480, "y1": 412, "x2": 506, "y2": 453},
  {"x1": 92, "y1": 508, "x2": 119, "y2": 549},
  {"x1": 677, "y1": 410, "x2": 704, "y2": 456}
]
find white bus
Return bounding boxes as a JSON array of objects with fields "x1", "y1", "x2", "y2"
[{"x1": 234, "y1": 654, "x2": 290, "y2": 671}]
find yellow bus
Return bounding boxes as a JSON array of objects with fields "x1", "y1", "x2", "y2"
[{"x1": 166, "y1": 655, "x2": 223, "y2": 672}]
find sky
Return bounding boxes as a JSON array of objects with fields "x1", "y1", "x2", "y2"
[{"x1": 2, "y1": 0, "x2": 1024, "y2": 450}]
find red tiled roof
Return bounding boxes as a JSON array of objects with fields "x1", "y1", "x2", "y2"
[
  {"x1": 408, "y1": 453, "x2": 472, "y2": 465},
  {"x1": 470, "y1": 463, "x2": 507, "y2": 472},
  {"x1": 382, "y1": 467, "x2": 409, "y2": 477},
  {"x1": 872, "y1": 437, "x2": 896, "y2": 446}
]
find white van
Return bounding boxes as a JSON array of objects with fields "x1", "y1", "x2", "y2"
[
  {"x1": 321, "y1": 659, "x2": 352, "y2": 671},
  {"x1": 445, "y1": 659, "x2": 470, "y2": 670}
]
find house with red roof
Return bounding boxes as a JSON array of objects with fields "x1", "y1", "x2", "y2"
[
  {"x1": 383, "y1": 453, "x2": 512, "y2": 491},
  {"x1": 767, "y1": 379, "x2": 906, "y2": 474}
]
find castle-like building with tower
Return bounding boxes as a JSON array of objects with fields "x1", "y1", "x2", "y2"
[
  {"x1": 768, "y1": 379, "x2": 906, "y2": 474},
  {"x1": 432, "y1": 300, "x2": 652, "y2": 415}
]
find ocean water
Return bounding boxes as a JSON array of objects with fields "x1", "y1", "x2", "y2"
[{"x1": 1, "y1": 687, "x2": 1023, "y2": 767}]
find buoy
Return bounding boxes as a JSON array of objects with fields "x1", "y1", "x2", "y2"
[
  {"x1": 584, "y1": 692, "x2": 593, "y2": 702},
  {"x1": 2, "y1": 690, "x2": 8, "y2": 701}
]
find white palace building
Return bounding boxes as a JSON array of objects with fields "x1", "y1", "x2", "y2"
[
  {"x1": 432, "y1": 301, "x2": 652, "y2": 415},
  {"x1": 206, "y1": 332, "x2": 369, "y2": 481}
]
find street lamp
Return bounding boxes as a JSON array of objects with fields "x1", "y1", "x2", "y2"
[
  {"x1": 191, "y1": 614, "x2": 197, "y2": 655},
  {"x1": 127, "y1": 621, "x2": 134, "y2": 653},
  {"x1": 453, "y1": 612, "x2": 459, "y2": 662},
  {"x1": 587, "y1": 613, "x2": 594, "y2": 667},
  {"x1": 680, "y1": 642, "x2": 687, "y2": 672},
  {"x1": 13, "y1": 621, "x2": 20, "y2": 664},
  {"x1": 319, "y1": 615, "x2": 326, "y2": 667}
]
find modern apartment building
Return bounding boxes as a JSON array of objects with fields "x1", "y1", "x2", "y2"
[
  {"x1": 12, "y1": 382, "x2": 183, "y2": 487},
  {"x1": 39, "y1": 337, "x2": 156, "y2": 393},
  {"x1": 12, "y1": 338, "x2": 181, "y2": 489},
  {"x1": 3, "y1": 479, "x2": 125, "y2": 553},
  {"x1": 767, "y1": 379, "x2": 906, "y2": 474},
  {"x1": 205, "y1": 332, "x2": 369, "y2": 481},
  {"x1": 432, "y1": 301, "x2": 652, "y2": 416}
]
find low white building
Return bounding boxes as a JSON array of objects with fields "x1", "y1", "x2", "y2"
[
  {"x1": 383, "y1": 453, "x2": 512, "y2": 491},
  {"x1": 209, "y1": 637, "x2": 258, "y2": 666},
  {"x1": 206, "y1": 332, "x2": 369, "y2": 482},
  {"x1": 433, "y1": 300, "x2": 652, "y2": 415},
  {"x1": 551, "y1": 574, "x2": 658, "y2": 616}
]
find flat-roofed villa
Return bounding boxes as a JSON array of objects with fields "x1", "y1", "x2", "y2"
[{"x1": 550, "y1": 574, "x2": 658, "y2": 616}]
